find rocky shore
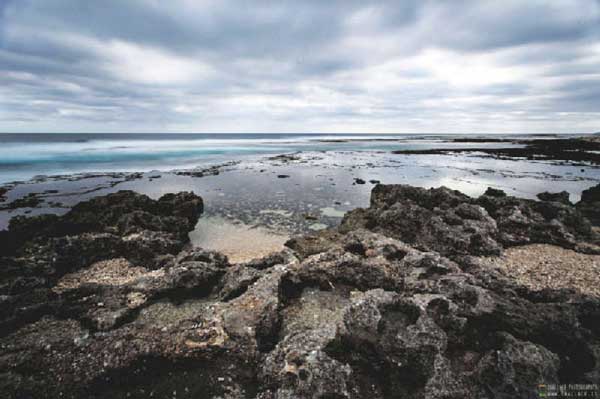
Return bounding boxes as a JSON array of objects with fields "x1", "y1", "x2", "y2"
[
  {"x1": 393, "y1": 136, "x2": 600, "y2": 165},
  {"x1": 1, "y1": 183, "x2": 600, "y2": 398}
]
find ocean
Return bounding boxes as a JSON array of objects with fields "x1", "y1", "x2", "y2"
[
  {"x1": 0, "y1": 133, "x2": 539, "y2": 184},
  {"x1": 1, "y1": 133, "x2": 598, "y2": 235}
]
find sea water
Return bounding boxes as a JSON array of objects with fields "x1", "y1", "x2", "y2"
[{"x1": 0, "y1": 133, "x2": 530, "y2": 184}]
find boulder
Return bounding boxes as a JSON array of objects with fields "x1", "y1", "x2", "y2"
[
  {"x1": 577, "y1": 183, "x2": 600, "y2": 226},
  {"x1": 341, "y1": 184, "x2": 594, "y2": 257},
  {"x1": 537, "y1": 191, "x2": 571, "y2": 205}
]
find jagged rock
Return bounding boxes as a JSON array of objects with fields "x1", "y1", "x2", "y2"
[
  {"x1": 483, "y1": 187, "x2": 507, "y2": 197},
  {"x1": 577, "y1": 183, "x2": 600, "y2": 226},
  {"x1": 219, "y1": 264, "x2": 262, "y2": 300},
  {"x1": 0, "y1": 190, "x2": 204, "y2": 338},
  {"x1": 537, "y1": 191, "x2": 571, "y2": 204},
  {"x1": 478, "y1": 189, "x2": 591, "y2": 248},
  {"x1": 341, "y1": 185, "x2": 502, "y2": 256},
  {"x1": 285, "y1": 230, "x2": 341, "y2": 260},
  {"x1": 1, "y1": 187, "x2": 600, "y2": 398},
  {"x1": 341, "y1": 184, "x2": 594, "y2": 257},
  {"x1": 581, "y1": 183, "x2": 600, "y2": 203}
]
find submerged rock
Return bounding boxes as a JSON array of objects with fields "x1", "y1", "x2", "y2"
[
  {"x1": 1, "y1": 185, "x2": 599, "y2": 398},
  {"x1": 0, "y1": 192, "x2": 42, "y2": 210}
]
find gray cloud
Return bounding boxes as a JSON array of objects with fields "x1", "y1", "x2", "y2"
[{"x1": 0, "y1": 0, "x2": 599, "y2": 133}]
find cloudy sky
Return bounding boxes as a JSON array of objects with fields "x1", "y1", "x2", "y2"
[{"x1": 1, "y1": 0, "x2": 599, "y2": 133}]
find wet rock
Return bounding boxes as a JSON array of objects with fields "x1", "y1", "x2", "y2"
[
  {"x1": 268, "y1": 153, "x2": 301, "y2": 163},
  {"x1": 175, "y1": 161, "x2": 239, "y2": 178},
  {"x1": 302, "y1": 213, "x2": 318, "y2": 221},
  {"x1": 277, "y1": 175, "x2": 291, "y2": 179},
  {"x1": 483, "y1": 187, "x2": 507, "y2": 197},
  {"x1": 537, "y1": 191, "x2": 571, "y2": 205},
  {"x1": 392, "y1": 137, "x2": 600, "y2": 165},
  {"x1": 353, "y1": 178, "x2": 366, "y2": 184},
  {"x1": 0, "y1": 193, "x2": 42, "y2": 210}
]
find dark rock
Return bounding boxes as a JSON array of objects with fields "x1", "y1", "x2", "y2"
[
  {"x1": 219, "y1": 264, "x2": 262, "y2": 300},
  {"x1": 392, "y1": 137, "x2": 600, "y2": 165},
  {"x1": 581, "y1": 183, "x2": 600, "y2": 203},
  {"x1": 157, "y1": 191, "x2": 204, "y2": 230},
  {"x1": 303, "y1": 213, "x2": 318, "y2": 221},
  {"x1": 269, "y1": 153, "x2": 301, "y2": 163},
  {"x1": 354, "y1": 178, "x2": 366, "y2": 184},
  {"x1": 369, "y1": 179, "x2": 381, "y2": 184},
  {"x1": 483, "y1": 187, "x2": 507, "y2": 197},
  {"x1": 341, "y1": 184, "x2": 594, "y2": 257},
  {"x1": 2, "y1": 186, "x2": 600, "y2": 398},
  {"x1": 341, "y1": 185, "x2": 502, "y2": 256},
  {"x1": 244, "y1": 250, "x2": 292, "y2": 270},
  {"x1": 0, "y1": 190, "x2": 204, "y2": 338},
  {"x1": 175, "y1": 161, "x2": 239, "y2": 178},
  {"x1": 577, "y1": 183, "x2": 600, "y2": 226},
  {"x1": 0, "y1": 193, "x2": 42, "y2": 210},
  {"x1": 285, "y1": 230, "x2": 341, "y2": 260},
  {"x1": 277, "y1": 175, "x2": 290, "y2": 179},
  {"x1": 537, "y1": 191, "x2": 571, "y2": 204}
]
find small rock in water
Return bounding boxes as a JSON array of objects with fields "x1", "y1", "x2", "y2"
[
  {"x1": 303, "y1": 213, "x2": 318, "y2": 221},
  {"x1": 277, "y1": 174, "x2": 290, "y2": 179},
  {"x1": 353, "y1": 178, "x2": 366, "y2": 184}
]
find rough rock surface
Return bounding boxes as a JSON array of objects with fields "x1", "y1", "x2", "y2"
[
  {"x1": 577, "y1": 183, "x2": 600, "y2": 226},
  {"x1": 340, "y1": 184, "x2": 598, "y2": 257},
  {"x1": 1, "y1": 186, "x2": 599, "y2": 398},
  {"x1": 0, "y1": 190, "x2": 203, "y2": 335}
]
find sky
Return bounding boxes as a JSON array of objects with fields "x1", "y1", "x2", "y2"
[{"x1": 1, "y1": 0, "x2": 599, "y2": 134}]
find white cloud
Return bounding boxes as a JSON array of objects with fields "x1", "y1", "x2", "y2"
[
  {"x1": 0, "y1": 0, "x2": 599, "y2": 133},
  {"x1": 100, "y1": 40, "x2": 214, "y2": 85}
]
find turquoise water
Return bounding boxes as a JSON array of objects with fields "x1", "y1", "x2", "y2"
[{"x1": 0, "y1": 133, "x2": 540, "y2": 184}]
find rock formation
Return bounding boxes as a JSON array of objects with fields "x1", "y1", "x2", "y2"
[{"x1": 1, "y1": 185, "x2": 599, "y2": 398}]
